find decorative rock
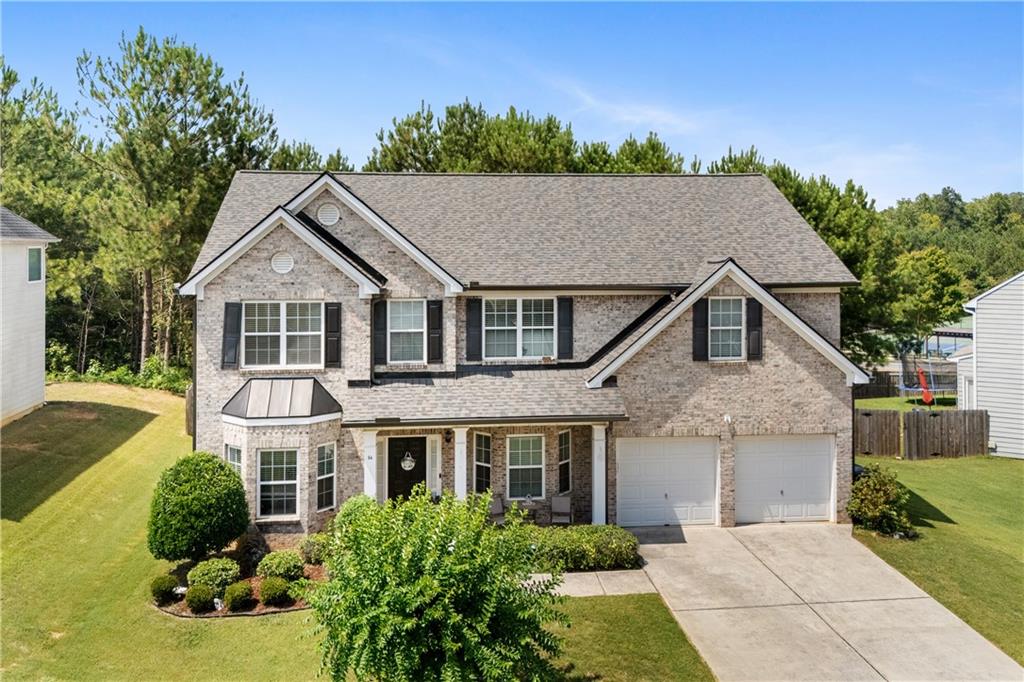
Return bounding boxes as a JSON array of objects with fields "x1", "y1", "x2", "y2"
[
  {"x1": 214, "y1": 598, "x2": 224, "y2": 611},
  {"x1": 173, "y1": 586, "x2": 187, "y2": 596}
]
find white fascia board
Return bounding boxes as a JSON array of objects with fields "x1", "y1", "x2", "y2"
[
  {"x1": 285, "y1": 174, "x2": 464, "y2": 296},
  {"x1": 177, "y1": 208, "x2": 381, "y2": 300},
  {"x1": 586, "y1": 260, "x2": 871, "y2": 389},
  {"x1": 964, "y1": 270, "x2": 1024, "y2": 311},
  {"x1": 222, "y1": 412, "x2": 342, "y2": 427}
]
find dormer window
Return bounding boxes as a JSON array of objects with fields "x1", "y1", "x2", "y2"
[{"x1": 709, "y1": 297, "x2": 744, "y2": 361}]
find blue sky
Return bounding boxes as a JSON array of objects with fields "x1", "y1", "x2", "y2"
[{"x1": 3, "y1": 2, "x2": 1021, "y2": 206}]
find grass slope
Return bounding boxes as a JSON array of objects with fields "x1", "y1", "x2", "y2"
[
  {"x1": 1, "y1": 383, "x2": 710, "y2": 681},
  {"x1": 855, "y1": 455, "x2": 1024, "y2": 664},
  {"x1": 854, "y1": 395, "x2": 956, "y2": 412}
]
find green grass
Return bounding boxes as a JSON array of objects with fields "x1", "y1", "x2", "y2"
[
  {"x1": 855, "y1": 455, "x2": 1024, "y2": 664},
  {"x1": 855, "y1": 395, "x2": 957, "y2": 412},
  {"x1": 1, "y1": 383, "x2": 710, "y2": 681}
]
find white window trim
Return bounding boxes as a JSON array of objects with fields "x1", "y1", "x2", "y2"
[
  {"x1": 557, "y1": 430, "x2": 572, "y2": 494},
  {"x1": 506, "y1": 434, "x2": 545, "y2": 500},
  {"x1": 483, "y1": 297, "x2": 557, "y2": 360},
  {"x1": 27, "y1": 247, "x2": 43, "y2": 283},
  {"x1": 708, "y1": 296, "x2": 746, "y2": 362},
  {"x1": 474, "y1": 432, "x2": 492, "y2": 493},
  {"x1": 315, "y1": 441, "x2": 337, "y2": 512},
  {"x1": 386, "y1": 299, "x2": 428, "y2": 365},
  {"x1": 241, "y1": 301, "x2": 325, "y2": 370},
  {"x1": 256, "y1": 448, "x2": 301, "y2": 521},
  {"x1": 224, "y1": 444, "x2": 243, "y2": 477}
]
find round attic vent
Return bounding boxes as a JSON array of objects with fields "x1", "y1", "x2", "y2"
[
  {"x1": 317, "y1": 202, "x2": 341, "y2": 226},
  {"x1": 271, "y1": 251, "x2": 294, "y2": 274}
]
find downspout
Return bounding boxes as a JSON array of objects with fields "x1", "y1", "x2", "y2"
[{"x1": 191, "y1": 296, "x2": 198, "y2": 452}]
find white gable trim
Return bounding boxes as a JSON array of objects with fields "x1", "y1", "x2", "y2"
[
  {"x1": 286, "y1": 173, "x2": 465, "y2": 296},
  {"x1": 586, "y1": 260, "x2": 870, "y2": 388},
  {"x1": 177, "y1": 207, "x2": 381, "y2": 300},
  {"x1": 963, "y1": 270, "x2": 1024, "y2": 312}
]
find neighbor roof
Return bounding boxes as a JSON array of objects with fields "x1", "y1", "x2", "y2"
[
  {"x1": 190, "y1": 172, "x2": 857, "y2": 288},
  {"x1": 222, "y1": 378, "x2": 341, "y2": 420},
  {"x1": 0, "y1": 207, "x2": 59, "y2": 242}
]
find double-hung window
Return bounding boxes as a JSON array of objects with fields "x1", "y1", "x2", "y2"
[
  {"x1": 709, "y1": 297, "x2": 744, "y2": 361},
  {"x1": 27, "y1": 247, "x2": 42, "y2": 282},
  {"x1": 484, "y1": 298, "x2": 555, "y2": 359},
  {"x1": 242, "y1": 302, "x2": 323, "y2": 367},
  {"x1": 557, "y1": 431, "x2": 571, "y2": 494},
  {"x1": 258, "y1": 449, "x2": 298, "y2": 518},
  {"x1": 316, "y1": 443, "x2": 336, "y2": 511},
  {"x1": 388, "y1": 299, "x2": 426, "y2": 363},
  {"x1": 224, "y1": 444, "x2": 242, "y2": 476},
  {"x1": 507, "y1": 435, "x2": 544, "y2": 499},
  {"x1": 474, "y1": 433, "x2": 492, "y2": 493}
]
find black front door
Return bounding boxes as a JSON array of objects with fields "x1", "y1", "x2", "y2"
[{"x1": 387, "y1": 437, "x2": 427, "y2": 499}]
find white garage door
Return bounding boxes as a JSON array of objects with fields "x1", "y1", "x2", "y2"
[
  {"x1": 617, "y1": 437, "x2": 717, "y2": 527},
  {"x1": 735, "y1": 435, "x2": 833, "y2": 523}
]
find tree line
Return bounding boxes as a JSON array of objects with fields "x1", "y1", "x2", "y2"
[{"x1": 2, "y1": 28, "x2": 1020, "y2": 377}]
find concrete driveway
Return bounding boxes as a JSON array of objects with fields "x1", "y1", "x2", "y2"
[{"x1": 635, "y1": 524, "x2": 1022, "y2": 681}]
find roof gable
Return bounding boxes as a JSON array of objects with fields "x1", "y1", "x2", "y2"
[
  {"x1": 964, "y1": 270, "x2": 1024, "y2": 311},
  {"x1": 0, "y1": 207, "x2": 59, "y2": 242}
]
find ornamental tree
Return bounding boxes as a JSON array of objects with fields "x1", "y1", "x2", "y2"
[
  {"x1": 147, "y1": 451, "x2": 249, "y2": 562},
  {"x1": 308, "y1": 488, "x2": 568, "y2": 681}
]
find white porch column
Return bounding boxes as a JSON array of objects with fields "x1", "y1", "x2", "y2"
[
  {"x1": 453, "y1": 427, "x2": 469, "y2": 499},
  {"x1": 592, "y1": 425, "x2": 607, "y2": 525},
  {"x1": 362, "y1": 430, "x2": 379, "y2": 500}
]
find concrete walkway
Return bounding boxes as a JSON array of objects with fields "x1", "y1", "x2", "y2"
[
  {"x1": 635, "y1": 524, "x2": 1022, "y2": 682},
  {"x1": 533, "y1": 569, "x2": 657, "y2": 597}
]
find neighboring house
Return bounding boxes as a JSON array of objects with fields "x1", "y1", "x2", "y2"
[
  {"x1": 178, "y1": 172, "x2": 869, "y2": 533},
  {"x1": 1, "y1": 207, "x2": 59, "y2": 425},
  {"x1": 949, "y1": 344, "x2": 975, "y2": 409},
  {"x1": 961, "y1": 271, "x2": 1024, "y2": 459}
]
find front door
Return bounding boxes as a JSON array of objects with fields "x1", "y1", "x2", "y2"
[{"x1": 388, "y1": 437, "x2": 427, "y2": 499}]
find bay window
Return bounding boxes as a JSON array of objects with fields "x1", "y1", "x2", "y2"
[
  {"x1": 388, "y1": 299, "x2": 426, "y2": 363},
  {"x1": 242, "y1": 302, "x2": 323, "y2": 367},
  {"x1": 484, "y1": 298, "x2": 555, "y2": 359},
  {"x1": 258, "y1": 449, "x2": 298, "y2": 517},
  {"x1": 474, "y1": 433, "x2": 491, "y2": 493},
  {"x1": 224, "y1": 444, "x2": 242, "y2": 476},
  {"x1": 507, "y1": 435, "x2": 544, "y2": 499},
  {"x1": 709, "y1": 297, "x2": 744, "y2": 361},
  {"x1": 316, "y1": 443, "x2": 336, "y2": 511}
]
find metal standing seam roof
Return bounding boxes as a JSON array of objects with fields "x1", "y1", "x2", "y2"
[
  {"x1": 0, "y1": 207, "x2": 59, "y2": 242},
  {"x1": 190, "y1": 171, "x2": 858, "y2": 288},
  {"x1": 222, "y1": 378, "x2": 342, "y2": 419}
]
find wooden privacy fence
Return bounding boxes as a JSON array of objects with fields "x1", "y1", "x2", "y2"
[
  {"x1": 854, "y1": 409, "x2": 900, "y2": 456},
  {"x1": 904, "y1": 410, "x2": 989, "y2": 459}
]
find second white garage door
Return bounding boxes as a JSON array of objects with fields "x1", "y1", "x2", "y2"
[
  {"x1": 616, "y1": 437, "x2": 717, "y2": 527},
  {"x1": 735, "y1": 435, "x2": 834, "y2": 523}
]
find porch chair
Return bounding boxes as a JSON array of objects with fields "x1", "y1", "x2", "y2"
[
  {"x1": 550, "y1": 495, "x2": 573, "y2": 525},
  {"x1": 489, "y1": 493, "x2": 507, "y2": 526}
]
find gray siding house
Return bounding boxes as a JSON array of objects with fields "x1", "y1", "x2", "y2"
[
  {"x1": 178, "y1": 172, "x2": 869, "y2": 533},
  {"x1": 962, "y1": 271, "x2": 1024, "y2": 459}
]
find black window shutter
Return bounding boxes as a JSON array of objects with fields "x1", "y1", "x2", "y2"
[
  {"x1": 557, "y1": 297, "x2": 573, "y2": 359},
  {"x1": 221, "y1": 302, "x2": 242, "y2": 369},
  {"x1": 427, "y1": 300, "x2": 443, "y2": 364},
  {"x1": 373, "y1": 300, "x2": 387, "y2": 365},
  {"x1": 325, "y1": 303, "x2": 342, "y2": 368},
  {"x1": 466, "y1": 298, "x2": 482, "y2": 361},
  {"x1": 692, "y1": 298, "x2": 709, "y2": 362},
  {"x1": 746, "y1": 298, "x2": 763, "y2": 361}
]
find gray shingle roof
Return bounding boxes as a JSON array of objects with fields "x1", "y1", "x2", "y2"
[
  {"x1": 0, "y1": 207, "x2": 59, "y2": 242},
  {"x1": 190, "y1": 172, "x2": 857, "y2": 287},
  {"x1": 223, "y1": 378, "x2": 341, "y2": 419},
  {"x1": 341, "y1": 368, "x2": 627, "y2": 427}
]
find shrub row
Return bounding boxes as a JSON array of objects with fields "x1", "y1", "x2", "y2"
[
  {"x1": 524, "y1": 524, "x2": 642, "y2": 572},
  {"x1": 257, "y1": 550, "x2": 305, "y2": 581},
  {"x1": 47, "y1": 346, "x2": 190, "y2": 395}
]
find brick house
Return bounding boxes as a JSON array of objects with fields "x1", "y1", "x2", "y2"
[{"x1": 178, "y1": 172, "x2": 869, "y2": 533}]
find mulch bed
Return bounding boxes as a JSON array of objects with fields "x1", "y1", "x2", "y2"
[{"x1": 157, "y1": 564, "x2": 327, "y2": 618}]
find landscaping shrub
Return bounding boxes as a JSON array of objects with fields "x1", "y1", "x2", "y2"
[
  {"x1": 307, "y1": 489, "x2": 566, "y2": 681},
  {"x1": 525, "y1": 524, "x2": 642, "y2": 572},
  {"x1": 223, "y1": 581, "x2": 253, "y2": 612},
  {"x1": 848, "y1": 463, "x2": 914, "y2": 536},
  {"x1": 259, "y1": 576, "x2": 292, "y2": 607},
  {"x1": 257, "y1": 550, "x2": 305, "y2": 581},
  {"x1": 300, "y1": 532, "x2": 330, "y2": 565},
  {"x1": 187, "y1": 557, "x2": 241, "y2": 597},
  {"x1": 150, "y1": 574, "x2": 179, "y2": 605},
  {"x1": 185, "y1": 584, "x2": 215, "y2": 613},
  {"x1": 46, "y1": 354, "x2": 191, "y2": 395},
  {"x1": 147, "y1": 452, "x2": 250, "y2": 561}
]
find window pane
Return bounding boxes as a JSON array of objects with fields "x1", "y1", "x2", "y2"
[
  {"x1": 709, "y1": 298, "x2": 742, "y2": 327},
  {"x1": 287, "y1": 334, "x2": 321, "y2": 365},
  {"x1": 710, "y1": 328, "x2": 743, "y2": 359},
  {"x1": 474, "y1": 433, "x2": 491, "y2": 465},
  {"x1": 317, "y1": 476, "x2": 334, "y2": 510},
  {"x1": 484, "y1": 299, "x2": 517, "y2": 328},
  {"x1": 559, "y1": 461, "x2": 571, "y2": 494},
  {"x1": 286, "y1": 303, "x2": 321, "y2": 332},
  {"x1": 389, "y1": 300, "x2": 424, "y2": 331},
  {"x1": 509, "y1": 468, "x2": 543, "y2": 498},
  {"x1": 558, "y1": 431, "x2": 571, "y2": 463},
  {"x1": 28, "y1": 248, "x2": 42, "y2": 282},
  {"x1": 317, "y1": 444, "x2": 335, "y2": 476},
  {"x1": 390, "y1": 331, "x2": 424, "y2": 362},
  {"x1": 522, "y1": 328, "x2": 553, "y2": 357},
  {"x1": 260, "y1": 484, "x2": 296, "y2": 516},
  {"x1": 244, "y1": 335, "x2": 280, "y2": 365},
  {"x1": 225, "y1": 445, "x2": 242, "y2": 475},
  {"x1": 521, "y1": 299, "x2": 554, "y2": 327},
  {"x1": 508, "y1": 436, "x2": 543, "y2": 466},
  {"x1": 475, "y1": 464, "x2": 491, "y2": 493},
  {"x1": 484, "y1": 329, "x2": 517, "y2": 358},
  {"x1": 244, "y1": 303, "x2": 280, "y2": 333}
]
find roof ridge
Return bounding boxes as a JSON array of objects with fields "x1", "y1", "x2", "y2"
[{"x1": 235, "y1": 169, "x2": 767, "y2": 178}]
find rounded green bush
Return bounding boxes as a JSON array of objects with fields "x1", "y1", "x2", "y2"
[
  {"x1": 257, "y1": 550, "x2": 304, "y2": 581},
  {"x1": 526, "y1": 524, "x2": 641, "y2": 572},
  {"x1": 147, "y1": 451, "x2": 250, "y2": 562},
  {"x1": 187, "y1": 557, "x2": 240, "y2": 597},
  {"x1": 223, "y1": 581, "x2": 254, "y2": 612},
  {"x1": 300, "y1": 533, "x2": 330, "y2": 565},
  {"x1": 848, "y1": 463, "x2": 913, "y2": 536},
  {"x1": 185, "y1": 584, "x2": 215, "y2": 613},
  {"x1": 150, "y1": 574, "x2": 179, "y2": 605},
  {"x1": 259, "y1": 576, "x2": 292, "y2": 607}
]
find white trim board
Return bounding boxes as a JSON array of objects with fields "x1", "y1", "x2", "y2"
[
  {"x1": 178, "y1": 207, "x2": 381, "y2": 300},
  {"x1": 222, "y1": 412, "x2": 342, "y2": 427},
  {"x1": 285, "y1": 173, "x2": 464, "y2": 296},
  {"x1": 586, "y1": 259, "x2": 871, "y2": 388},
  {"x1": 964, "y1": 270, "x2": 1024, "y2": 311}
]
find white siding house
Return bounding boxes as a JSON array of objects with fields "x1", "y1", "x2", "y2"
[
  {"x1": 963, "y1": 271, "x2": 1024, "y2": 459},
  {"x1": 1, "y1": 208, "x2": 59, "y2": 425},
  {"x1": 950, "y1": 344, "x2": 975, "y2": 409}
]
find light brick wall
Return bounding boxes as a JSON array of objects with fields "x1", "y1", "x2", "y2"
[{"x1": 776, "y1": 291, "x2": 841, "y2": 345}]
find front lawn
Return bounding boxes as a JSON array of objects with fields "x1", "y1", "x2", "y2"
[
  {"x1": 855, "y1": 455, "x2": 1024, "y2": 664},
  {"x1": 1, "y1": 383, "x2": 710, "y2": 681},
  {"x1": 854, "y1": 395, "x2": 956, "y2": 412}
]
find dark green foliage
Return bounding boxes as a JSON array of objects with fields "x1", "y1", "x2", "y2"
[
  {"x1": 256, "y1": 550, "x2": 304, "y2": 581},
  {"x1": 848, "y1": 464, "x2": 914, "y2": 536},
  {"x1": 235, "y1": 529, "x2": 270, "y2": 576},
  {"x1": 300, "y1": 532, "x2": 329, "y2": 565},
  {"x1": 187, "y1": 558, "x2": 241, "y2": 597},
  {"x1": 149, "y1": 574, "x2": 179, "y2": 605},
  {"x1": 259, "y1": 576, "x2": 292, "y2": 607},
  {"x1": 308, "y1": 490, "x2": 567, "y2": 681},
  {"x1": 223, "y1": 581, "x2": 254, "y2": 612},
  {"x1": 184, "y1": 584, "x2": 215, "y2": 613},
  {"x1": 147, "y1": 452, "x2": 250, "y2": 562},
  {"x1": 47, "y1": 351, "x2": 190, "y2": 394},
  {"x1": 525, "y1": 524, "x2": 642, "y2": 572}
]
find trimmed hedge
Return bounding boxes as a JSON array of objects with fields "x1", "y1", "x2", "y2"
[
  {"x1": 185, "y1": 584, "x2": 215, "y2": 613},
  {"x1": 525, "y1": 524, "x2": 641, "y2": 572},
  {"x1": 257, "y1": 550, "x2": 304, "y2": 581},
  {"x1": 300, "y1": 532, "x2": 329, "y2": 565},
  {"x1": 848, "y1": 463, "x2": 914, "y2": 536},
  {"x1": 150, "y1": 575, "x2": 179, "y2": 605},
  {"x1": 187, "y1": 557, "x2": 240, "y2": 597},
  {"x1": 259, "y1": 576, "x2": 292, "y2": 607},
  {"x1": 223, "y1": 581, "x2": 253, "y2": 612}
]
